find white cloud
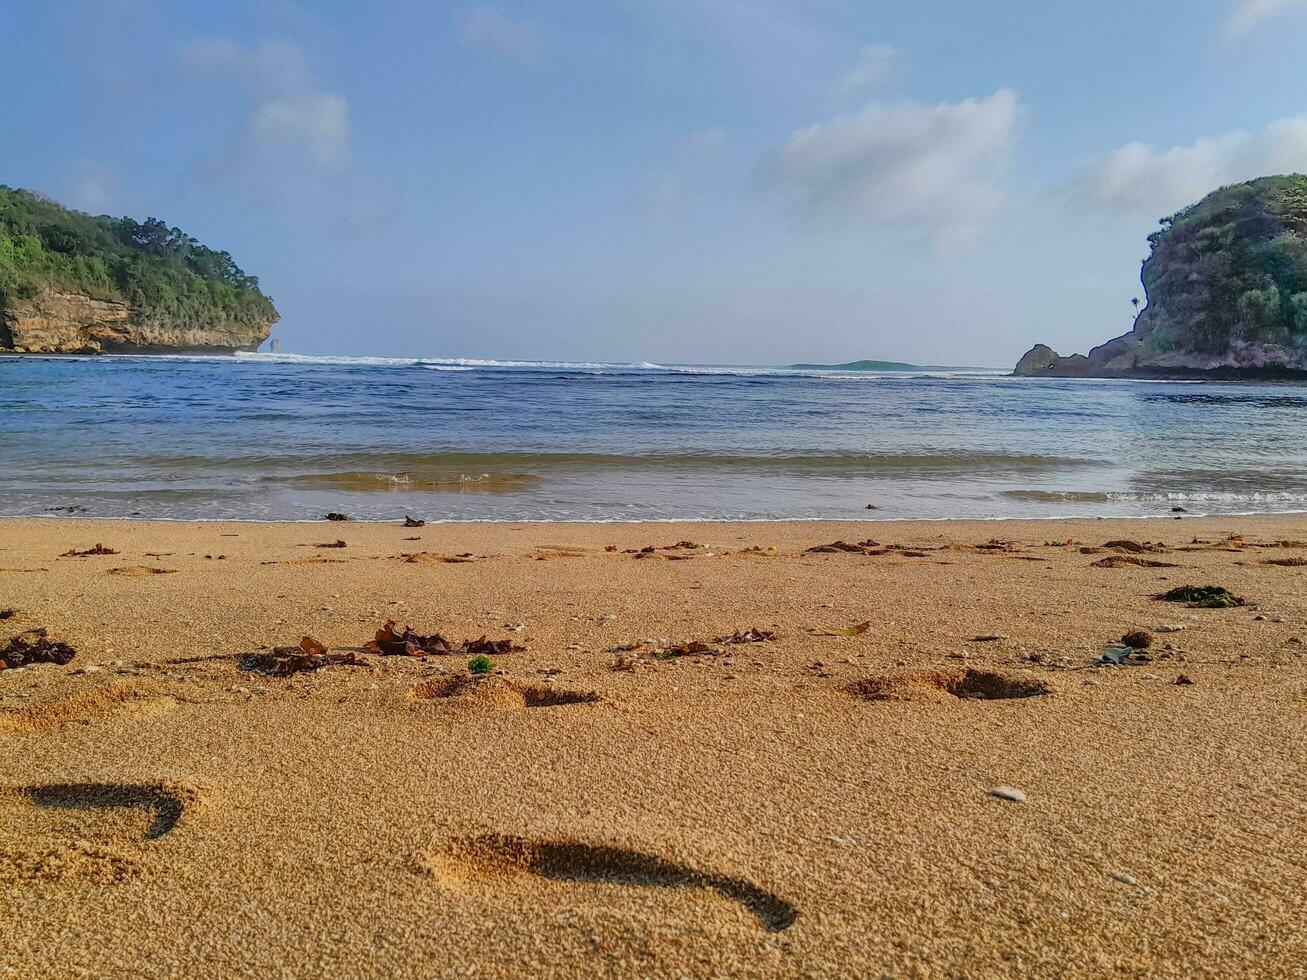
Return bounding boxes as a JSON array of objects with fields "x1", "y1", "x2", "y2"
[
  {"x1": 765, "y1": 89, "x2": 1024, "y2": 248},
  {"x1": 835, "y1": 44, "x2": 898, "y2": 97},
  {"x1": 183, "y1": 39, "x2": 387, "y2": 226},
  {"x1": 1071, "y1": 114, "x2": 1307, "y2": 217},
  {"x1": 1227, "y1": 0, "x2": 1307, "y2": 36},
  {"x1": 458, "y1": 6, "x2": 542, "y2": 64}
]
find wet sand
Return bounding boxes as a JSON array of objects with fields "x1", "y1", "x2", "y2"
[{"x1": 2, "y1": 515, "x2": 1305, "y2": 977}]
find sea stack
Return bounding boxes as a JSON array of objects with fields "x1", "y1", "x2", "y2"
[{"x1": 1016, "y1": 174, "x2": 1307, "y2": 378}]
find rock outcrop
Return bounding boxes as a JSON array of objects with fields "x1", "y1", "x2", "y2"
[
  {"x1": 1, "y1": 184, "x2": 278, "y2": 355},
  {"x1": 1016, "y1": 174, "x2": 1307, "y2": 378},
  {"x1": 1, "y1": 289, "x2": 271, "y2": 354}
]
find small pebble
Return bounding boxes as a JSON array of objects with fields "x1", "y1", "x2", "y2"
[
  {"x1": 1112, "y1": 872, "x2": 1139, "y2": 887},
  {"x1": 987, "y1": 786, "x2": 1026, "y2": 803}
]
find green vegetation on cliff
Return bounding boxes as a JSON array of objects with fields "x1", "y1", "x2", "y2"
[
  {"x1": 0, "y1": 186, "x2": 276, "y2": 334},
  {"x1": 1138, "y1": 174, "x2": 1307, "y2": 358}
]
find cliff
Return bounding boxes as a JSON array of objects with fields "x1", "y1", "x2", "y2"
[
  {"x1": 1016, "y1": 174, "x2": 1307, "y2": 378},
  {"x1": 0, "y1": 186, "x2": 276, "y2": 354}
]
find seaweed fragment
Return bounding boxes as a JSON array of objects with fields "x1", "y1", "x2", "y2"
[{"x1": 0, "y1": 629, "x2": 77, "y2": 670}]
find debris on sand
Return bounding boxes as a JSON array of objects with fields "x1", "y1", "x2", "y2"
[
  {"x1": 1156, "y1": 585, "x2": 1245, "y2": 608},
  {"x1": 0, "y1": 629, "x2": 77, "y2": 670},
  {"x1": 631, "y1": 540, "x2": 710, "y2": 559},
  {"x1": 1121, "y1": 630, "x2": 1153, "y2": 650},
  {"x1": 325, "y1": 512, "x2": 349, "y2": 522},
  {"x1": 364, "y1": 621, "x2": 524, "y2": 657},
  {"x1": 812, "y1": 622, "x2": 871, "y2": 637},
  {"x1": 241, "y1": 636, "x2": 370, "y2": 678},
  {"x1": 60, "y1": 544, "x2": 118, "y2": 557},
  {"x1": 1092, "y1": 555, "x2": 1178, "y2": 569},
  {"x1": 403, "y1": 516, "x2": 426, "y2": 528},
  {"x1": 1174, "y1": 674, "x2": 1195, "y2": 686},
  {"x1": 656, "y1": 640, "x2": 721, "y2": 659},
  {"x1": 402, "y1": 552, "x2": 474, "y2": 564},
  {"x1": 986, "y1": 786, "x2": 1026, "y2": 803},
  {"x1": 366, "y1": 622, "x2": 454, "y2": 656},
  {"x1": 0, "y1": 609, "x2": 15, "y2": 621},
  {"x1": 1102, "y1": 540, "x2": 1156, "y2": 553},
  {"x1": 1094, "y1": 646, "x2": 1150, "y2": 667},
  {"x1": 716, "y1": 628, "x2": 776, "y2": 645},
  {"x1": 316, "y1": 540, "x2": 347, "y2": 549},
  {"x1": 806, "y1": 540, "x2": 877, "y2": 554}
]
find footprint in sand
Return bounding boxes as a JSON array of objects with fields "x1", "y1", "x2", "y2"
[
  {"x1": 411, "y1": 675, "x2": 600, "y2": 710},
  {"x1": 0, "y1": 781, "x2": 200, "y2": 885},
  {"x1": 421, "y1": 834, "x2": 798, "y2": 932},
  {"x1": 845, "y1": 668, "x2": 1052, "y2": 703},
  {"x1": 0, "y1": 683, "x2": 176, "y2": 735}
]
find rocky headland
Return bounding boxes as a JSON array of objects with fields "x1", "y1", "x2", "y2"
[
  {"x1": 1016, "y1": 174, "x2": 1307, "y2": 379},
  {"x1": 0, "y1": 186, "x2": 276, "y2": 354}
]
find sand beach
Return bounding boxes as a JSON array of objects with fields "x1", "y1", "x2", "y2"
[{"x1": 2, "y1": 514, "x2": 1304, "y2": 977}]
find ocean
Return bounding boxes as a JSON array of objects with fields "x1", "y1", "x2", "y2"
[{"x1": 2, "y1": 352, "x2": 1306, "y2": 523}]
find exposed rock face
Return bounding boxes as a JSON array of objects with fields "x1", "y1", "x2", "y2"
[
  {"x1": 1, "y1": 289, "x2": 272, "y2": 354},
  {"x1": 1016, "y1": 174, "x2": 1307, "y2": 378}
]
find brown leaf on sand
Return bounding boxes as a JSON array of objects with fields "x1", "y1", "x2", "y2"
[
  {"x1": 61, "y1": 544, "x2": 118, "y2": 557},
  {"x1": 806, "y1": 540, "x2": 877, "y2": 554},
  {"x1": 657, "y1": 640, "x2": 721, "y2": 659},
  {"x1": 241, "y1": 636, "x2": 369, "y2": 677},
  {"x1": 107, "y1": 566, "x2": 178, "y2": 576},
  {"x1": 366, "y1": 621, "x2": 454, "y2": 656},
  {"x1": 402, "y1": 552, "x2": 474, "y2": 564},
  {"x1": 1262, "y1": 558, "x2": 1307, "y2": 567},
  {"x1": 316, "y1": 540, "x2": 347, "y2": 549},
  {"x1": 812, "y1": 622, "x2": 871, "y2": 637},
  {"x1": 462, "y1": 636, "x2": 524, "y2": 655},
  {"x1": 363, "y1": 622, "x2": 524, "y2": 657},
  {"x1": 0, "y1": 629, "x2": 77, "y2": 670},
  {"x1": 1091, "y1": 555, "x2": 1178, "y2": 569},
  {"x1": 716, "y1": 628, "x2": 776, "y2": 644}
]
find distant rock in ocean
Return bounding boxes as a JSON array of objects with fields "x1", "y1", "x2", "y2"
[
  {"x1": 1016, "y1": 174, "x2": 1307, "y2": 379},
  {"x1": 0, "y1": 186, "x2": 277, "y2": 354}
]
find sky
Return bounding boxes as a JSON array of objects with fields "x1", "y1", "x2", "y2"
[{"x1": 4, "y1": 0, "x2": 1307, "y2": 366}]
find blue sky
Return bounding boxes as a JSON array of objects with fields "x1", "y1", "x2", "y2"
[{"x1": 4, "y1": 0, "x2": 1307, "y2": 365}]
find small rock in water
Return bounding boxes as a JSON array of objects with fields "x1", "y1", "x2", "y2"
[
  {"x1": 987, "y1": 786, "x2": 1026, "y2": 803},
  {"x1": 1112, "y1": 872, "x2": 1139, "y2": 887}
]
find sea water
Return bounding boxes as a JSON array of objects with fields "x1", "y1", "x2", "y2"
[{"x1": 2, "y1": 353, "x2": 1305, "y2": 522}]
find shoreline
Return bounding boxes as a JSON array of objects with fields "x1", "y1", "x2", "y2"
[{"x1": 4, "y1": 513, "x2": 1305, "y2": 976}]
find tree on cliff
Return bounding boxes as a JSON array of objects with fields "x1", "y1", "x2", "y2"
[{"x1": 0, "y1": 186, "x2": 277, "y2": 333}]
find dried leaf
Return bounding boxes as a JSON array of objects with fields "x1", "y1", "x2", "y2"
[
  {"x1": 61, "y1": 544, "x2": 118, "y2": 557},
  {"x1": 657, "y1": 640, "x2": 721, "y2": 659},
  {"x1": 716, "y1": 628, "x2": 776, "y2": 645},
  {"x1": 299, "y1": 635, "x2": 329, "y2": 656},
  {"x1": 812, "y1": 621, "x2": 871, "y2": 637},
  {"x1": 242, "y1": 645, "x2": 369, "y2": 677}
]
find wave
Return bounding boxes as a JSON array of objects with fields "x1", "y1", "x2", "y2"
[
  {"x1": 227, "y1": 351, "x2": 1010, "y2": 380},
  {"x1": 1004, "y1": 489, "x2": 1307, "y2": 504},
  {"x1": 131, "y1": 449, "x2": 1100, "y2": 476},
  {"x1": 268, "y1": 470, "x2": 543, "y2": 493}
]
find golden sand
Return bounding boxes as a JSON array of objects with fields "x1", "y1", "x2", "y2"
[{"x1": 1, "y1": 515, "x2": 1305, "y2": 977}]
